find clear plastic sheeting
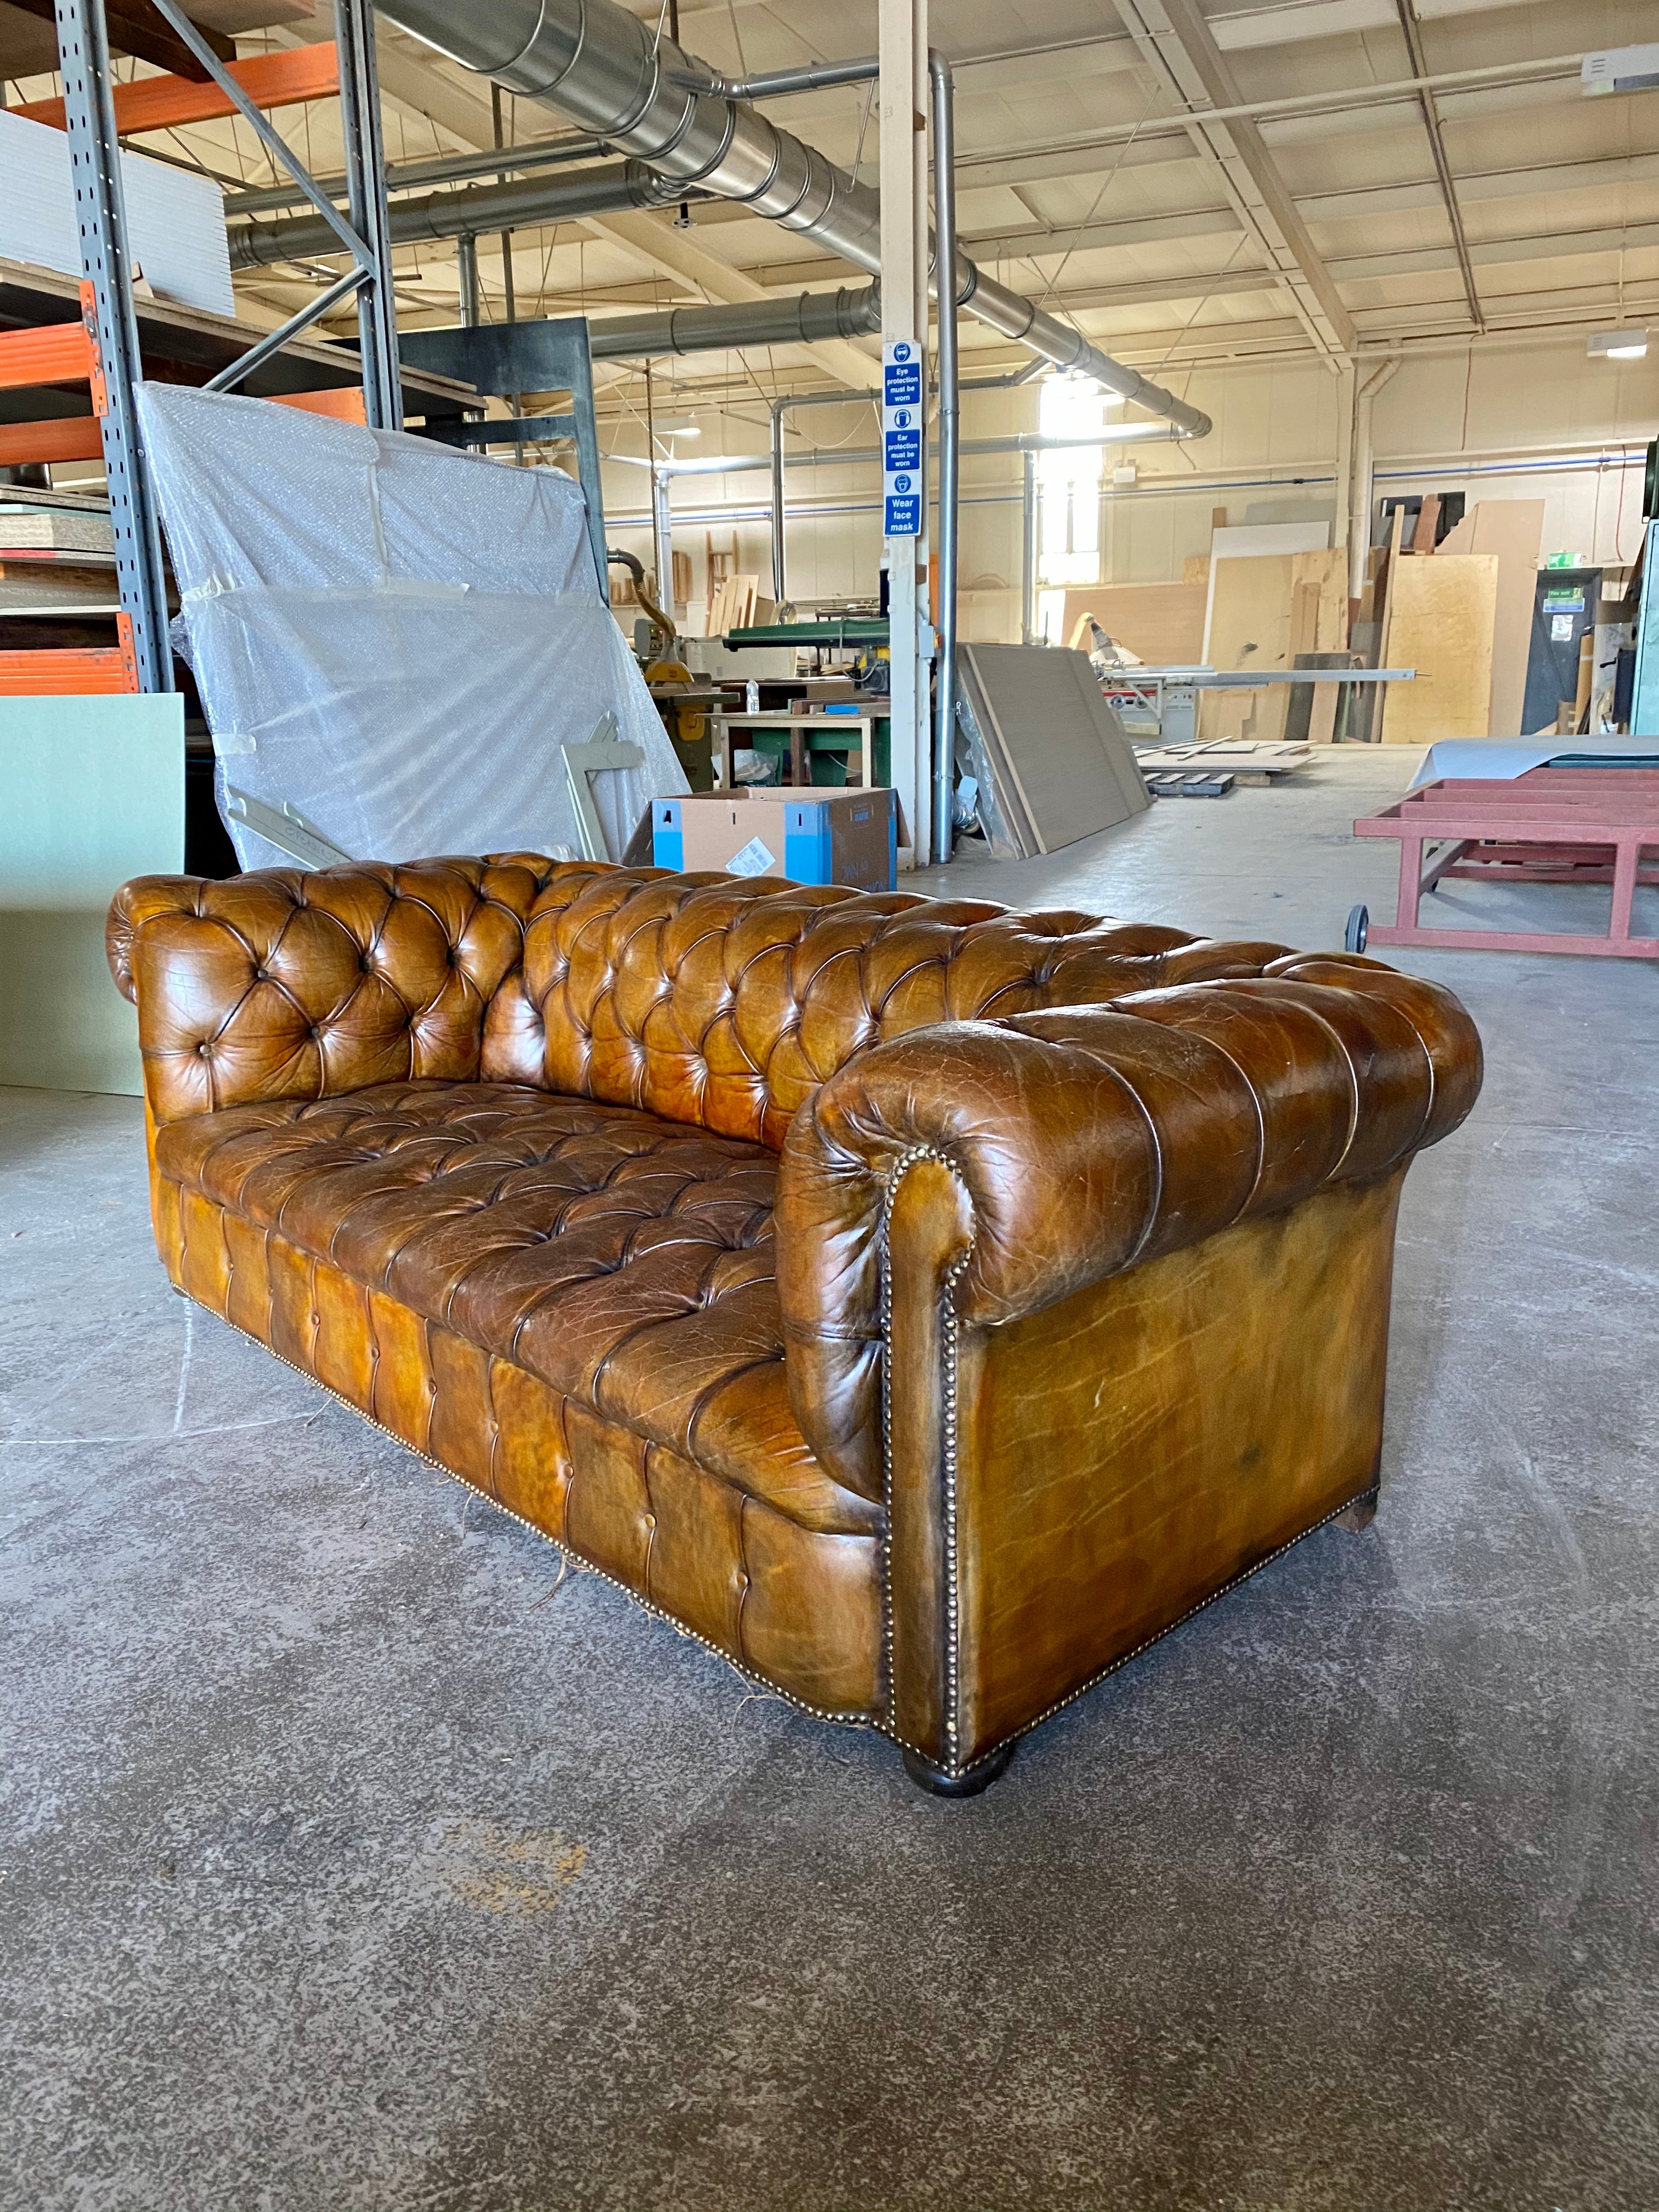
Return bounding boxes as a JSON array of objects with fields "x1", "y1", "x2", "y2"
[{"x1": 137, "y1": 383, "x2": 687, "y2": 872}]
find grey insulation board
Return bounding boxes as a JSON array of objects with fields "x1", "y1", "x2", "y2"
[{"x1": 957, "y1": 644, "x2": 1150, "y2": 856}]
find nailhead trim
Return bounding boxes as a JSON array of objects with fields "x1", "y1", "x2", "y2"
[
  {"x1": 189, "y1": 1289, "x2": 880, "y2": 1736},
  {"x1": 173, "y1": 1282, "x2": 1383, "y2": 1784},
  {"x1": 941, "y1": 1482, "x2": 1384, "y2": 1779},
  {"x1": 879, "y1": 1143, "x2": 975, "y2": 1776}
]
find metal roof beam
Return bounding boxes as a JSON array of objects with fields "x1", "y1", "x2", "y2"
[
  {"x1": 1111, "y1": 0, "x2": 1357, "y2": 359},
  {"x1": 1391, "y1": 0, "x2": 1483, "y2": 330}
]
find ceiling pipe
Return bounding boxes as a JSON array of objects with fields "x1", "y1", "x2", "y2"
[
  {"x1": 228, "y1": 159, "x2": 682, "y2": 268},
  {"x1": 370, "y1": 0, "x2": 1213, "y2": 438},
  {"x1": 224, "y1": 132, "x2": 610, "y2": 219},
  {"x1": 614, "y1": 423, "x2": 1189, "y2": 478},
  {"x1": 713, "y1": 58, "x2": 885, "y2": 101},
  {"x1": 587, "y1": 285, "x2": 882, "y2": 359}
]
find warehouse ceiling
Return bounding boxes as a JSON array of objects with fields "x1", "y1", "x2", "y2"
[{"x1": 3, "y1": 0, "x2": 1656, "y2": 407}]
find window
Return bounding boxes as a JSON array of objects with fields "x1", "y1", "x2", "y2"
[{"x1": 1037, "y1": 375, "x2": 1108, "y2": 592}]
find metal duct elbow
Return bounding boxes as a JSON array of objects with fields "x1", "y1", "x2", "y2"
[{"x1": 373, "y1": 0, "x2": 1211, "y2": 438}]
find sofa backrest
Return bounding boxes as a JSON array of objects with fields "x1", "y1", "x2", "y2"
[
  {"x1": 110, "y1": 856, "x2": 1294, "y2": 1142},
  {"x1": 108, "y1": 855, "x2": 583, "y2": 1125},
  {"x1": 501, "y1": 867, "x2": 1293, "y2": 1150}
]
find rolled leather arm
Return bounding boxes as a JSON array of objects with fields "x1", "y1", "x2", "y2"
[
  {"x1": 106, "y1": 855, "x2": 575, "y2": 1125},
  {"x1": 776, "y1": 956, "x2": 1481, "y2": 1496}
]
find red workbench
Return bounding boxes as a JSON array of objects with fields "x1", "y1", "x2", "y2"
[{"x1": 1355, "y1": 768, "x2": 1659, "y2": 959}]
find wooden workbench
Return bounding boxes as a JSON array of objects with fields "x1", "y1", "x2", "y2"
[
  {"x1": 712, "y1": 709, "x2": 889, "y2": 792},
  {"x1": 1355, "y1": 768, "x2": 1659, "y2": 958}
]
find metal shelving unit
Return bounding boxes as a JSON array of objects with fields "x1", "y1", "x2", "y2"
[{"x1": 0, "y1": 0, "x2": 456, "y2": 696}]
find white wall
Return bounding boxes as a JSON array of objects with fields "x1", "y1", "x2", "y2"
[{"x1": 597, "y1": 334, "x2": 1658, "y2": 628}]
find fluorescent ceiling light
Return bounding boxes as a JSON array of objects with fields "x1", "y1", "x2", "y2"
[
  {"x1": 1587, "y1": 328, "x2": 1649, "y2": 359},
  {"x1": 1582, "y1": 44, "x2": 1659, "y2": 96},
  {"x1": 658, "y1": 419, "x2": 701, "y2": 435}
]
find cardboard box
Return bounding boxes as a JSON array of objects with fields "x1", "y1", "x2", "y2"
[{"x1": 653, "y1": 787, "x2": 896, "y2": 891}]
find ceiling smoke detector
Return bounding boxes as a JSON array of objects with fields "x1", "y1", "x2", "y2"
[{"x1": 1587, "y1": 329, "x2": 1649, "y2": 360}]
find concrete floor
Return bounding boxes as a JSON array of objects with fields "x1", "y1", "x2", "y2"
[{"x1": 4, "y1": 750, "x2": 1657, "y2": 2211}]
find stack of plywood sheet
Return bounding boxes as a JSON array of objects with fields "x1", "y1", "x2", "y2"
[
  {"x1": 0, "y1": 109, "x2": 233, "y2": 317},
  {"x1": 956, "y1": 644, "x2": 1149, "y2": 858},
  {"x1": 1200, "y1": 527, "x2": 1347, "y2": 742},
  {"x1": 1377, "y1": 551, "x2": 1498, "y2": 745},
  {"x1": 1435, "y1": 500, "x2": 1544, "y2": 738},
  {"x1": 1363, "y1": 499, "x2": 1541, "y2": 745}
]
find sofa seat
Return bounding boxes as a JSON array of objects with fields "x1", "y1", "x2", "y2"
[
  {"x1": 155, "y1": 1078, "x2": 871, "y2": 1533},
  {"x1": 150, "y1": 1077, "x2": 886, "y2": 1717}
]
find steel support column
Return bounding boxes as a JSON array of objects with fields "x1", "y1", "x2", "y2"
[
  {"x1": 1020, "y1": 450, "x2": 1038, "y2": 646},
  {"x1": 928, "y1": 49, "x2": 957, "y2": 866},
  {"x1": 53, "y1": 0, "x2": 171, "y2": 691},
  {"x1": 880, "y1": 0, "x2": 930, "y2": 867},
  {"x1": 335, "y1": 0, "x2": 402, "y2": 427}
]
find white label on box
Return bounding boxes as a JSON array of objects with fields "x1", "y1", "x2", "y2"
[{"x1": 726, "y1": 835, "x2": 777, "y2": 877}]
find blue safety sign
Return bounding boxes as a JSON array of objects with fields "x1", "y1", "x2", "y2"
[
  {"x1": 882, "y1": 338, "x2": 922, "y2": 409},
  {"x1": 882, "y1": 341, "x2": 924, "y2": 538}
]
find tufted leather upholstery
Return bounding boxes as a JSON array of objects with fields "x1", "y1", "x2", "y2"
[
  {"x1": 108, "y1": 856, "x2": 591, "y2": 1125},
  {"x1": 109, "y1": 857, "x2": 1483, "y2": 1788},
  {"x1": 777, "y1": 952, "x2": 1483, "y2": 1498}
]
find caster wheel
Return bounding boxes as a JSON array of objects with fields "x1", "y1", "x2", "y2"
[
  {"x1": 902, "y1": 1742, "x2": 1015, "y2": 1798},
  {"x1": 1344, "y1": 902, "x2": 1369, "y2": 953}
]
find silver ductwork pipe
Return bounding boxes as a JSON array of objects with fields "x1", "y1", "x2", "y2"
[
  {"x1": 588, "y1": 286, "x2": 882, "y2": 360},
  {"x1": 372, "y1": 0, "x2": 1212, "y2": 438},
  {"x1": 228, "y1": 159, "x2": 678, "y2": 269}
]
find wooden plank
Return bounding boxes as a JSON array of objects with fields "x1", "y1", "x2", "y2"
[
  {"x1": 1292, "y1": 548, "x2": 1348, "y2": 649},
  {"x1": 1289, "y1": 578, "x2": 1321, "y2": 661},
  {"x1": 1050, "y1": 582, "x2": 1206, "y2": 666},
  {"x1": 15, "y1": 42, "x2": 330, "y2": 131},
  {"x1": 1436, "y1": 499, "x2": 1543, "y2": 739},
  {"x1": 0, "y1": 416, "x2": 103, "y2": 466},
  {"x1": 1376, "y1": 554, "x2": 1499, "y2": 746},
  {"x1": 1200, "y1": 554, "x2": 1297, "y2": 741},
  {"x1": 1371, "y1": 506, "x2": 1409, "y2": 741},
  {"x1": 1309, "y1": 680, "x2": 1340, "y2": 744},
  {"x1": 5, "y1": 0, "x2": 232, "y2": 78}
]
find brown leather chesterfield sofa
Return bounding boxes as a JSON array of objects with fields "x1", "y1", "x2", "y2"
[{"x1": 107, "y1": 857, "x2": 1481, "y2": 1794}]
